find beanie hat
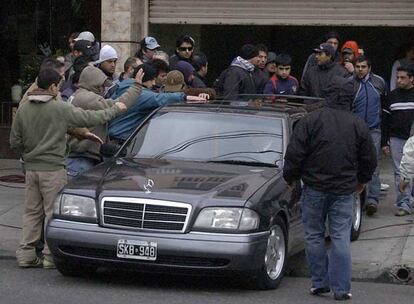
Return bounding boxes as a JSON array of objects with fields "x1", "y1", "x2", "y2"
[
  {"x1": 134, "y1": 63, "x2": 158, "y2": 83},
  {"x1": 175, "y1": 60, "x2": 195, "y2": 85},
  {"x1": 239, "y1": 44, "x2": 259, "y2": 60},
  {"x1": 95, "y1": 45, "x2": 118, "y2": 64},
  {"x1": 323, "y1": 31, "x2": 340, "y2": 43}
]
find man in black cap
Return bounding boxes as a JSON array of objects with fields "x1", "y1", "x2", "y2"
[
  {"x1": 299, "y1": 43, "x2": 348, "y2": 101},
  {"x1": 301, "y1": 31, "x2": 341, "y2": 82},
  {"x1": 284, "y1": 76, "x2": 376, "y2": 301},
  {"x1": 217, "y1": 44, "x2": 260, "y2": 100}
]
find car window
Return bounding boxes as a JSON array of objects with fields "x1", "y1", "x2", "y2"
[{"x1": 125, "y1": 111, "x2": 283, "y2": 165}]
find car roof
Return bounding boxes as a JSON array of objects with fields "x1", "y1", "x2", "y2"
[{"x1": 159, "y1": 94, "x2": 322, "y2": 119}]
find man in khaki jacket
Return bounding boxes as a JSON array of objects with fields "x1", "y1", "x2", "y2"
[
  {"x1": 10, "y1": 67, "x2": 143, "y2": 268},
  {"x1": 66, "y1": 65, "x2": 142, "y2": 178}
]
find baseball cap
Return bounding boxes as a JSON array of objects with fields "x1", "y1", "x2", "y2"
[
  {"x1": 73, "y1": 40, "x2": 92, "y2": 54},
  {"x1": 144, "y1": 37, "x2": 160, "y2": 50},
  {"x1": 74, "y1": 31, "x2": 95, "y2": 43},
  {"x1": 341, "y1": 47, "x2": 354, "y2": 54},
  {"x1": 313, "y1": 43, "x2": 335, "y2": 58},
  {"x1": 94, "y1": 45, "x2": 118, "y2": 64},
  {"x1": 164, "y1": 70, "x2": 185, "y2": 92},
  {"x1": 266, "y1": 52, "x2": 277, "y2": 64}
]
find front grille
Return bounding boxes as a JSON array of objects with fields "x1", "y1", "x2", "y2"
[
  {"x1": 59, "y1": 246, "x2": 229, "y2": 267},
  {"x1": 101, "y1": 197, "x2": 191, "y2": 232}
]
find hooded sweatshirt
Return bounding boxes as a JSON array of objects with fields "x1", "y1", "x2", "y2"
[
  {"x1": 10, "y1": 88, "x2": 123, "y2": 171},
  {"x1": 68, "y1": 66, "x2": 142, "y2": 161},
  {"x1": 220, "y1": 56, "x2": 256, "y2": 100},
  {"x1": 340, "y1": 40, "x2": 360, "y2": 64}
]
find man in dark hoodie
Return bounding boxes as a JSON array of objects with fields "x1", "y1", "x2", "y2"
[
  {"x1": 218, "y1": 44, "x2": 260, "y2": 100},
  {"x1": 299, "y1": 43, "x2": 348, "y2": 102},
  {"x1": 10, "y1": 68, "x2": 130, "y2": 269},
  {"x1": 284, "y1": 77, "x2": 376, "y2": 301}
]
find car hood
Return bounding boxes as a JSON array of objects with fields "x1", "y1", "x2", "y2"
[{"x1": 66, "y1": 158, "x2": 280, "y2": 203}]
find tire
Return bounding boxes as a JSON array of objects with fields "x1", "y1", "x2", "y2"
[
  {"x1": 245, "y1": 216, "x2": 288, "y2": 290},
  {"x1": 351, "y1": 194, "x2": 362, "y2": 241},
  {"x1": 55, "y1": 260, "x2": 97, "y2": 277}
]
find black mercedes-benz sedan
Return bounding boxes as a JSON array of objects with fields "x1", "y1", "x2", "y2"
[{"x1": 47, "y1": 100, "x2": 362, "y2": 289}]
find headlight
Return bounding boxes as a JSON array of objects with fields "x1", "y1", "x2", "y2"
[
  {"x1": 193, "y1": 207, "x2": 259, "y2": 231},
  {"x1": 53, "y1": 194, "x2": 97, "y2": 219}
]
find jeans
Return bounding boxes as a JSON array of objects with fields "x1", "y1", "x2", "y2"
[
  {"x1": 366, "y1": 129, "x2": 381, "y2": 205},
  {"x1": 390, "y1": 137, "x2": 413, "y2": 212},
  {"x1": 301, "y1": 185, "x2": 353, "y2": 294},
  {"x1": 65, "y1": 157, "x2": 99, "y2": 180}
]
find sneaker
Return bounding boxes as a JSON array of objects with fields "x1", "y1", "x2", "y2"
[
  {"x1": 395, "y1": 209, "x2": 410, "y2": 216},
  {"x1": 366, "y1": 203, "x2": 377, "y2": 216},
  {"x1": 18, "y1": 257, "x2": 43, "y2": 268},
  {"x1": 380, "y1": 183, "x2": 390, "y2": 191},
  {"x1": 310, "y1": 287, "x2": 331, "y2": 295},
  {"x1": 334, "y1": 293, "x2": 352, "y2": 301},
  {"x1": 43, "y1": 257, "x2": 56, "y2": 269}
]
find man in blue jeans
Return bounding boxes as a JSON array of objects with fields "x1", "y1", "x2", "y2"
[
  {"x1": 349, "y1": 55, "x2": 387, "y2": 216},
  {"x1": 382, "y1": 65, "x2": 414, "y2": 216},
  {"x1": 283, "y1": 77, "x2": 376, "y2": 300}
]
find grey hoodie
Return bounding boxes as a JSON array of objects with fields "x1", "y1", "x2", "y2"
[{"x1": 68, "y1": 66, "x2": 142, "y2": 161}]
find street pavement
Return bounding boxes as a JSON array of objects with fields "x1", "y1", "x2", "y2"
[
  {"x1": 0, "y1": 158, "x2": 413, "y2": 286},
  {"x1": 0, "y1": 260, "x2": 413, "y2": 304}
]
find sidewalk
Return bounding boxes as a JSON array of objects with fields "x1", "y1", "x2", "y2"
[{"x1": 0, "y1": 158, "x2": 413, "y2": 285}]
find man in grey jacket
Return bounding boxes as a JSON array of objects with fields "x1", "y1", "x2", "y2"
[
  {"x1": 66, "y1": 65, "x2": 143, "y2": 178},
  {"x1": 10, "y1": 68, "x2": 132, "y2": 269}
]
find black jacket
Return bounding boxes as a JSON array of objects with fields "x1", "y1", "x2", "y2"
[
  {"x1": 299, "y1": 61, "x2": 348, "y2": 101},
  {"x1": 381, "y1": 87, "x2": 414, "y2": 146},
  {"x1": 221, "y1": 66, "x2": 256, "y2": 100},
  {"x1": 192, "y1": 73, "x2": 208, "y2": 88},
  {"x1": 283, "y1": 104, "x2": 377, "y2": 195},
  {"x1": 253, "y1": 67, "x2": 269, "y2": 94}
]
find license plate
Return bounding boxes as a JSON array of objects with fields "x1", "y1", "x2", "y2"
[{"x1": 117, "y1": 240, "x2": 157, "y2": 261}]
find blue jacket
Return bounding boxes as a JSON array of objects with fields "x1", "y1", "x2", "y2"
[
  {"x1": 350, "y1": 73, "x2": 387, "y2": 129},
  {"x1": 108, "y1": 79, "x2": 185, "y2": 140},
  {"x1": 263, "y1": 75, "x2": 299, "y2": 95}
]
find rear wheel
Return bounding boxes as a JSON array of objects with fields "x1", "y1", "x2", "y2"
[
  {"x1": 351, "y1": 194, "x2": 362, "y2": 241},
  {"x1": 55, "y1": 260, "x2": 97, "y2": 277},
  {"x1": 246, "y1": 216, "x2": 288, "y2": 290}
]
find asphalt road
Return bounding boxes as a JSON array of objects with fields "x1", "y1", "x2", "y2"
[{"x1": 0, "y1": 259, "x2": 412, "y2": 304}]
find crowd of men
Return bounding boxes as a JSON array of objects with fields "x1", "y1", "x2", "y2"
[
  {"x1": 8, "y1": 28, "x2": 414, "y2": 300},
  {"x1": 52, "y1": 30, "x2": 414, "y2": 219}
]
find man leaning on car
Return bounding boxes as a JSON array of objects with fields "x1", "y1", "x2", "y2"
[{"x1": 283, "y1": 77, "x2": 376, "y2": 301}]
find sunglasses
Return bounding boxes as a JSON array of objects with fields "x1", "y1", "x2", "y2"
[{"x1": 178, "y1": 46, "x2": 193, "y2": 52}]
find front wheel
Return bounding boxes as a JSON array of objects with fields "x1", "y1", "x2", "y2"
[
  {"x1": 351, "y1": 194, "x2": 362, "y2": 241},
  {"x1": 245, "y1": 216, "x2": 288, "y2": 290}
]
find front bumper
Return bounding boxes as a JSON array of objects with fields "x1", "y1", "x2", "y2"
[{"x1": 46, "y1": 219, "x2": 269, "y2": 274}]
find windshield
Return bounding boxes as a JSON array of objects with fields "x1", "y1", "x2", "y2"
[{"x1": 124, "y1": 111, "x2": 284, "y2": 166}]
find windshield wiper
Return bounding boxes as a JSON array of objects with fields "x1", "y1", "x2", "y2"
[{"x1": 206, "y1": 160, "x2": 278, "y2": 168}]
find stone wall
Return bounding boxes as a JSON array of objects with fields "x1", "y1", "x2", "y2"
[{"x1": 101, "y1": 0, "x2": 148, "y2": 73}]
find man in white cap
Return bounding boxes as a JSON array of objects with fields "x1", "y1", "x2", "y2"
[{"x1": 94, "y1": 45, "x2": 119, "y2": 97}]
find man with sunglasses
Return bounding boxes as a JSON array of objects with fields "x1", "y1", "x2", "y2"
[{"x1": 169, "y1": 35, "x2": 195, "y2": 68}]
